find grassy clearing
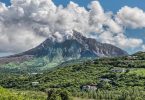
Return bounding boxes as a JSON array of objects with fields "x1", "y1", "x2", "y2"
[
  {"x1": 128, "y1": 68, "x2": 145, "y2": 76},
  {"x1": 0, "y1": 87, "x2": 47, "y2": 100},
  {"x1": 73, "y1": 97, "x2": 94, "y2": 100}
]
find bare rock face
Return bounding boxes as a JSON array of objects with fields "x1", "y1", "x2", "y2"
[
  {"x1": 0, "y1": 31, "x2": 128, "y2": 64},
  {"x1": 16, "y1": 31, "x2": 128, "y2": 59}
]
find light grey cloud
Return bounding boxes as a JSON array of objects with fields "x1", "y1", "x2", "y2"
[
  {"x1": 116, "y1": 6, "x2": 145, "y2": 29},
  {"x1": 142, "y1": 45, "x2": 145, "y2": 51},
  {"x1": 0, "y1": 0, "x2": 144, "y2": 54}
]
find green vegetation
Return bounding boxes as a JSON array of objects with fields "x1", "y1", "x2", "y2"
[
  {"x1": 1, "y1": 52, "x2": 145, "y2": 99},
  {"x1": 0, "y1": 57, "x2": 86, "y2": 74},
  {"x1": 0, "y1": 86, "x2": 47, "y2": 100},
  {"x1": 47, "y1": 89, "x2": 71, "y2": 100},
  {"x1": 127, "y1": 68, "x2": 145, "y2": 77},
  {"x1": 0, "y1": 56, "x2": 61, "y2": 74}
]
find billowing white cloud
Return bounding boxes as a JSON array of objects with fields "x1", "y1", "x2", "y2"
[
  {"x1": 0, "y1": 3, "x2": 7, "y2": 13},
  {"x1": 116, "y1": 6, "x2": 145, "y2": 29},
  {"x1": 0, "y1": 0, "x2": 144, "y2": 54},
  {"x1": 142, "y1": 45, "x2": 145, "y2": 51}
]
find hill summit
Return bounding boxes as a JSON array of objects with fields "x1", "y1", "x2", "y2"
[
  {"x1": 0, "y1": 31, "x2": 128, "y2": 64},
  {"x1": 17, "y1": 31, "x2": 128, "y2": 58}
]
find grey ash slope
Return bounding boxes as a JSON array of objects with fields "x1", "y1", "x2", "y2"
[
  {"x1": 16, "y1": 31, "x2": 128, "y2": 60},
  {"x1": 0, "y1": 31, "x2": 128, "y2": 64}
]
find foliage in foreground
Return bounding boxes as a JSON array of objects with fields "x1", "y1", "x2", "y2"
[
  {"x1": 47, "y1": 89, "x2": 72, "y2": 100},
  {"x1": 0, "y1": 87, "x2": 47, "y2": 100},
  {"x1": 74, "y1": 87, "x2": 145, "y2": 100}
]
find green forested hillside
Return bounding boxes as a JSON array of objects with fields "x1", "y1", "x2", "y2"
[{"x1": 1, "y1": 52, "x2": 145, "y2": 99}]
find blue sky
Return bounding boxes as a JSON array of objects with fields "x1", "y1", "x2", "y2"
[
  {"x1": 54, "y1": 0, "x2": 145, "y2": 13},
  {"x1": 2, "y1": 0, "x2": 145, "y2": 12},
  {"x1": 0, "y1": 0, "x2": 145, "y2": 55}
]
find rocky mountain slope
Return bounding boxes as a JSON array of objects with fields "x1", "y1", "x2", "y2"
[{"x1": 0, "y1": 31, "x2": 128, "y2": 64}]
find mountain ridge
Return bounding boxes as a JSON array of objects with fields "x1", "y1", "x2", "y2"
[
  {"x1": 0, "y1": 31, "x2": 128, "y2": 64},
  {"x1": 17, "y1": 31, "x2": 128, "y2": 57}
]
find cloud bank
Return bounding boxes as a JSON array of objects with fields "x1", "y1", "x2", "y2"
[{"x1": 0, "y1": 0, "x2": 144, "y2": 53}]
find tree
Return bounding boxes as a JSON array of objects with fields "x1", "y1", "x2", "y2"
[
  {"x1": 47, "y1": 89, "x2": 71, "y2": 100},
  {"x1": 59, "y1": 90, "x2": 71, "y2": 100}
]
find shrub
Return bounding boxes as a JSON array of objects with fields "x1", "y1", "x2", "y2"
[{"x1": 47, "y1": 89, "x2": 71, "y2": 100}]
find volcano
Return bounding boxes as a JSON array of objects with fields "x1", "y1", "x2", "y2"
[{"x1": 0, "y1": 31, "x2": 128, "y2": 64}]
